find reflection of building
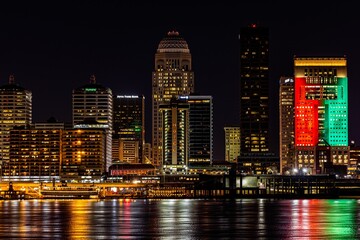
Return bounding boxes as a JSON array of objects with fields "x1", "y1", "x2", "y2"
[
  {"x1": 159, "y1": 98, "x2": 189, "y2": 174},
  {"x1": 0, "y1": 75, "x2": 32, "y2": 177},
  {"x1": 279, "y1": 77, "x2": 295, "y2": 174},
  {"x1": 113, "y1": 95, "x2": 145, "y2": 163},
  {"x1": 152, "y1": 31, "x2": 194, "y2": 168},
  {"x1": 72, "y1": 75, "x2": 113, "y2": 172},
  {"x1": 224, "y1": 126, "x2": 240, "y2": 163},
  {"x1": 180, "y1": 95, "x2": 213, "y2": 167},
  {"x1": 294, "y1": 56, "x2": 349, "y2": 174}
]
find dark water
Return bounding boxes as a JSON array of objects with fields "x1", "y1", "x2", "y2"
[{"x1": 0, "y1": 198, "x2": 359, "y2": 239}]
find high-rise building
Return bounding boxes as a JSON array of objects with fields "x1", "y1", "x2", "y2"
[
  {"x1": 72, "y1": 75, "x2": 113, "y2": 172},
  {"x1": 239, "y1": 23, "x2": 270, "y2": 154},
  {"x1": 294, "y1": 56, "x2": 349, "y2": 174},
  {"x1": 0, "y1": 75, "x2": 32, "y2": 177},
  {"x1": 179, "y1": 95, "x2": 213, "y2": 167},
  {"x1": 238, "y1": 24, "x2": 277, "y2": 174},
  {"x1": 224, "y1": 126, "x2": 240, "y2": 163},
  {"x1": 279, "y1": 77, "x2": 295, "y2": 174},
  {"x1": 159, "y1": 98, "x2": 189, "y2": 174},
  {"x1": 152, "y1": 31, "x2": 194, "y2": 168},
  {"x1": 113, "y1": 95, "x2": 145, "y2": 163}
]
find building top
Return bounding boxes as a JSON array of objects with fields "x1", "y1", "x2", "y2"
[
  {"x1": 294, "y1": 56, "x2": 347, "y2": 66},
  {"x1": 157, "y1": 30, "x2": 190, "y2": 53},
  {"x1": 0, "y1": 75, "x2": 27, "y2": 91},
  {"x1": 74, "y1": 75, "x2": 111, "y2": 93}
]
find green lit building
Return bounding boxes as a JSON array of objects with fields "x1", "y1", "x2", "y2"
[{"x1": 294, "y1": 56, "x2": 349, "y2": 174}]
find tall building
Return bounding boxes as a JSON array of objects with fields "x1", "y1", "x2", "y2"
[
  {"x1": 239, "y1": 23, "x2": 270, "y2": 154},
  {"x1": 279, "y1": 77, "x2": 295, "y2": 174},
  {"x1": 224, "y1": 126, "x2": 240, "y2": 163},
  {"x1": 113, "y1": 95, "x2": 145, "y2": 163},
  {"x1": 179, "y1": 95, "x2": 213, "y2": 167},
  {"x1": 152, "y1": 31, "x2": 194, "y2": 168},
  {"x1": 72, "y1": 75, "x2": 113, "y2": 172},
  {"x1": 238, "y1": 24, "x2": 277, "y2": 174},
  {"x1": 294, "y1": 56, "x2": 349, "y2": 174},
  {"x1": 159, "y1": 98, "x2": 189, "y2": 174},
  {"x1": 0, "y1": 75, "x2": 32, "y2": 177}
]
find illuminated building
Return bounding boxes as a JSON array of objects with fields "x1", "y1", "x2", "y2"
[
  {"x1": 62, "y1": 123, "x2": 106, "y2": 181},
  {"x1": 0, "y1": 75, "x2": 32, "y2": 177},
  {"x1": 238, "y1": 24, "x2": 278, "y2": 173},
  {"x1": 113, "y1": 95, "x2": 145, "y2": 163},
  {"x1": 179, "y1": 95, "x2": 213, "y2": 167},
  {"x1": 239, "y1": 23, "x2": 269, "y2": 154},
  {"x1": 143, "y1": 143, "x2": 152, "y2": 164},
  {"x1": 294, "y1": 56, "x2": 349, "y2": 174},
  {"x1": 159, "y1": 98, "x2": 189, "y2": 174},
  {"x1": 8, "y1": 120, "x2": 63, "y2": 181},
  {"x1": 224, "y1": 126, "x2": 240, "y2": 163},
  {"x1": 72, "y1": 75, "x2": 113, "y2": 172},
  {"x1": 279, "y1": 77, "x2": 295, "y2": 174},
  {"x1": 349, "y1": 141, "x2": 360, "y2": 176},
  {"x1": 152, "y1": 30, "x2": 194, "y2": 168}
]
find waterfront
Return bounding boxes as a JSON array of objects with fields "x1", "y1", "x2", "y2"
[{"x1": 0, "y1": 198, "x2": 359, "y2": 239}]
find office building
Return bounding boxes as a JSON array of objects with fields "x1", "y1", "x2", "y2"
[
  {"x1": 152, "y1": 30, "x2": 194, "y2": 168},
  {"x1": 72, "y1": 75, "x2": 113, "y2": 172},
  {"x1": 294, "y1": 56, "x2": 349, "y2": 174},
  {"x1": 0, "y1": 75, "x2": 32, "y2": 177},
  {"x1": 159, "y1": 98, "x2": 189, "y2": 174},
  {"x1": 279, "y1": 77, "x2": 295, "y2": 174},
  {"x1": 113, "y1": 95, "x2": 145, "y2": 163},
  {"x1": 239, "y1": 23, "x2": 270, "y2": 154},
  {"x1": 224, "y1": 126, "x2": 240, "y2": 163},
  {"x1": 180, "y1": 95, "x2": 213, "y2": 167}
]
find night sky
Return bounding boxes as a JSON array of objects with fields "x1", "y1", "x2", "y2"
[{"x1": 1, "y1": 1, "x2": 359, "y2": 161}]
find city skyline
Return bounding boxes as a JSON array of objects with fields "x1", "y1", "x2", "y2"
[{"x1": 1, "y1": 1, "x2": 360, "y2": 161}]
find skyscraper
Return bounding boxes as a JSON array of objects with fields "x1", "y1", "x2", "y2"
[
  {"x1": 152, "y1": 31, "x2": 194, "y2": 168},
  {"x1": 294, "y1": 56, "x2": 349, "y2": 174},
  {"x1": 279, "y1": 77, "x2": 295, "y2": 174},
  {"x1": 239, "y1": 23, "x2": 270, "y2": 154},
  {"x1": 180, "y1": 95, "x2": 213, "y2": 167},
  {"x1": 238, "y1": 24, "x2": 277, "y2": 174},
  {"x1": 113, "y1": 95, "x2": 145, "y2": 163},
  {"x1": 72, "y1": 75, "x2": 113, "y2": 172},
  {"x1": 0, "y1": 75, "x2": 32, "y2": 177},
  {"x1": 159, "y1": 98, "x2": 189, "y2": 174}
]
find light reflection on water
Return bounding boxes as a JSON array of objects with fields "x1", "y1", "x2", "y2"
[{"x1": 0, "y1": 199, "x2": 359, "y2": 239}]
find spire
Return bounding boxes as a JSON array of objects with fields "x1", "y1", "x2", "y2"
[
  {"x1": 90, "y1": 74, "x2": 96, "y2": 84},
  {"x1": 8, "y1": 74, "x2": 15, "y2": 84}
]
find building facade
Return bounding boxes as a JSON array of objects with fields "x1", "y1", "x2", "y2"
[
  {"x1": 0, "y1": 75, "x2": 32, "y2": 177},
  {"x1": 294, "y1": 56, "x2": 349, "y2": 174},
  {"x1": 180, "y1": 95, "x2": 213, "y2": 167},
  {"x1": 152, "y1": 31, "x2": 194, "y2": 168},
  {"x1": 279, "y1": 77, "x2": 295, "y2": 174},
  {"x1": 224, "y1": 126, "x2": 240, "y2": 163},
  {"x1": 239, "y1": 24, "x2": 270, "y2": 154},
  {"x1": 72, "y1": 75, "x2": 113, "y2": 172},
  {"x1": 159, "y1": 98, "x2": 189, "y2": 174},
  {"x1": 113, "y1": 95, "x2": 145, "y2": 163}
]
